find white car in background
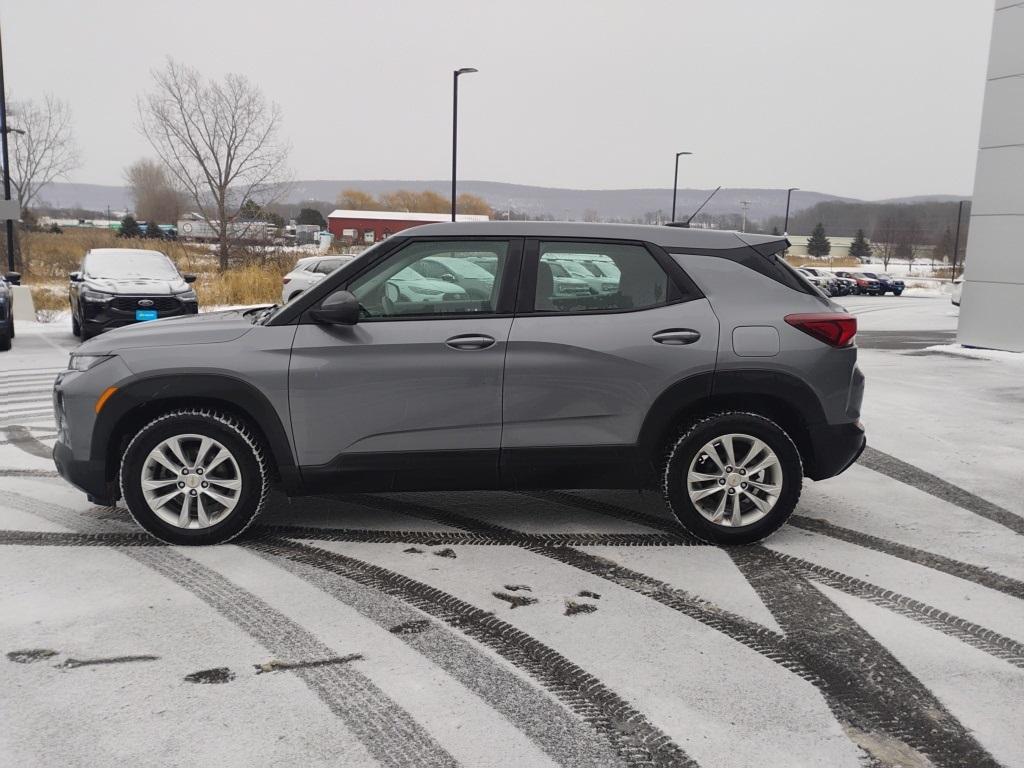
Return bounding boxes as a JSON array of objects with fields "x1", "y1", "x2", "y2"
[
  {"x1": 951, "y1": 277, "x2": 963, "y2": 307},
  {"x1": 282, "y1": 256, "x2": 353, "y2": 302}
]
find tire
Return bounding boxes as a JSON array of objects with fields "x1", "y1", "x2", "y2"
[
  {"x1": 71, "y1": 312, "x2": 81, "y2": 338},
  {"x1": 0, "y1": 326, "x2": 10, "y2": 352},
  {"x1": 893, "y1": 290, "x2": 903, "y2": 297},
  {"x1": 9, "y1": 318, "x2": 13, "y2": 339},
  {"x1": 80, "y1": 320, "x2": 96, "y2": 341},
  {"x1": 120, "y1": 409, "x2": 269, "y2": 545},
  {"x1": 662, "y1": 412, "x2": 803, "y2": 545}
]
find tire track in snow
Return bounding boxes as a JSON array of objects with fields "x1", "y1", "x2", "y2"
[
  {"x1": 858, "y1": 446, "x2": 1024, "y2": 535},
  {"x1": 249, "y1": 535, "x2": 697, "y2": 768},
  {"x1": 789, "y1": 516, "x2": 1024, "y2": 601},
  {"x1": 761, "y1": 549, "x2": 1024, "y2": 670},
  {"x1": 537, "y1": 491, "x2": 1024, "y2": 604},
  {"x1": 360, "y1": 493, "x2": 1004, "y2": 768},
  {"x1": 1, "y1": 425, "x2": 54, "y2": 458},
  {"x1": 2, "y1": 490, "x2": 459, "y2": 768},
  {"x1": 729, "y1": 547, "x2": 1001, "y2": 768}
]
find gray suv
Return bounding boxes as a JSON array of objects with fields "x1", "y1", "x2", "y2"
[{"x1": 52, "y1": 222, "x2": 865, "y2": 545}]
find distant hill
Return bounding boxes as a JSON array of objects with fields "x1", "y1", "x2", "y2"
[{"x1": 35, "y1": 179, "x2": 961, "y2": 223}]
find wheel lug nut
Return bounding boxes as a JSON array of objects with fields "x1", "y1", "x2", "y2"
[
  {"x1": 728, "y1": 488, "x2": 735, "y2": 495},
  {"x1": 201, "y1": 481, "x2": 208, "y2": 488},
  {"x1": 196, "y1": 468, "x2": 203, "y2": 475},
  {"x1": 725, "y1": 466, "x2": 733, "y2": 473},
  {"x1": 189, "y1": 489, "x2": 197, "y2": 496},
  {"x1": 181, "y1": 468, "x2": 189, "y2": 475},
  {"x1": 177, "y1": 481, "x2": 185, "y2": 488},
  {"x1": 739, "y1": 469, "x2": 746, "y2": 475},
  {"x1": 718, "y1": 478, "x2": 726, "y2": 485},
  {"x1": 741, "y1": 482, "x2": 747, "y2": 489}
]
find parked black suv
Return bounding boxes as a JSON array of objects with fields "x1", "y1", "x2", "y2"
[
  {"x1": 0, "y1": 270, "x2": 19, "y2": 351},
  {"x1": 69, "y1": 248, "x2": 198, "y2": 340}
]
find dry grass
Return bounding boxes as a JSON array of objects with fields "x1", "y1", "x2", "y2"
[
  {"x1": 784, "y1": 255, "x2": 862, "y2": 268},
  {"x1": 30, "y1": 286, "x2": 68, "y2": 312},
  {"x1": 18, "y1": 229, "x2": 292, "y2": 307},
  {"x1": 193, "y1": 263, "x2": 288, "y2": 306}
]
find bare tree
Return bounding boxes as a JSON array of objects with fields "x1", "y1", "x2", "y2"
[
  {"x1": 138, "y1": 59, "x2": 290, "y2": 269},
  {"x1": 872, "y1": 215, "x2": 900, "y2": 270},
  {"x1": 9, "y1": 95, "x2": 81, "y2": 213},
  {"x1": 123, "y1": 158, "x2": 185, "y2": 223}
]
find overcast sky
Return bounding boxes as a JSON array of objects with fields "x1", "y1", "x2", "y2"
[{"x1": 0, "y1": 0, "x2": 994, "y2": 199}]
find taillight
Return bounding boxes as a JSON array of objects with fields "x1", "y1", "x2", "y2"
[
  {"x1": 785, "y1": 313, "x2": 857, "y2": 348},
  {"x1": 282, "y1": 277, "x2": 291, "y2": 284}
]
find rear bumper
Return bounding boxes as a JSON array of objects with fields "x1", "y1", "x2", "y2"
[
  {"x1": 53, "y1": 439, "x2": 117, "y2": 505},
  {"x1": 805, "y1": 420, "x2": 866, "y2": 481}
]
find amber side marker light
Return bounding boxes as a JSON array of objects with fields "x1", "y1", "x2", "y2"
[{"x1": 95, "y1": 386, "x2": 119, "y2": 414}]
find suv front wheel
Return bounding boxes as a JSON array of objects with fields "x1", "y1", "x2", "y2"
[
  {"x1": 120, "y1": 409, "x2": 269, "y2": 545},
  {"x1": 663, "y1": 412, "x2": 803, "y2": 544}
]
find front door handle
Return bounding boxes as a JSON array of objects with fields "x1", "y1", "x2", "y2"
[
  {"x1": 445, "y1": 333, "x2": 496, "y2": 351},
  {"x1": 652, "y1": 328, "x2": 701, "y2": 345}
]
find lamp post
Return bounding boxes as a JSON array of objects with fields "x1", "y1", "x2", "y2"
[
  {"x1": 670, "y1": 151, "x2": 692, "y2": 223},
  {"x1": 951, "y1": 199, "x2": 966, "y2": 279},
  {"x1": 451, "y1": 67, "x2": 477, "y2": 222},
  {"x1": 0, "y1": 21, "x2": 19, "y2": 273},
  {"x1": 783, "y1": 187, "x2": 799, "y2": 236}
]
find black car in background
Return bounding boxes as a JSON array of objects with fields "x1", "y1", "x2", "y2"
[
  {"x1": 860, "y1": 271, "x2": 905, "y2": 296},
  {"x1": 69, "y1": 248, "x2": 198, "y2": 340},
  {"x1": 0, "y1": 270, "x2": 19, "y2": 351}
]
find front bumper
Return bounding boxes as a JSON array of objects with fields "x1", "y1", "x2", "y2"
[
  {"x1": 53, "y1": 439, "x2": 117, "y2": 504},
  {"x1": 82, "y1": 297, "x2": 198, "y2": 334},
  {"x1": 805, "y1": 420, "x2": 866, "y2": 480}
]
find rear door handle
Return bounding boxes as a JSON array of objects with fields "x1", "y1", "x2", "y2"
[
  {"x1": 445, "y1": 334, "x2": 496, "y2": 350},
  {"x1": 652, "y1": 329, "x2": 701, "y2": 345}
]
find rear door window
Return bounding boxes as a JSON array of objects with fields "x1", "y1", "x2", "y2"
[{"x1": 530, "y1": 241, "x2": 672, "y2": 313}]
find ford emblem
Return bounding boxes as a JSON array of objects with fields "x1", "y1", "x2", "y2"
[{"x1": 138, "y1": 299, "x2": 155, "y2": 307}]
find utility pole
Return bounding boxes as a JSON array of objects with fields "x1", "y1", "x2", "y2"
[
  {"x1": 0, "y1": 20, "x2": 18, "y2": 273},
  {"x1": 739, "y1": 200, "x2": 752, "y2": 233}
]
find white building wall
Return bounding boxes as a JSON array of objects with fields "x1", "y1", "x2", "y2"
[{"x1": 958, "y1": 1, "x2": 1024, "y2": 352}]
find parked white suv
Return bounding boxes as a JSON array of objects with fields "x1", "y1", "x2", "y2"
[{"x1": 282, "y1": 256, "x2": 352, "y2": 303}]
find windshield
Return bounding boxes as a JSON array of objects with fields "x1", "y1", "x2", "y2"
[{"x1": 85, "y1": 251, "x2": 179, "y2": 279}]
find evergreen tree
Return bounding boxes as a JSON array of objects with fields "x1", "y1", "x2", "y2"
[
  {"x1": 145, "y1": 220, "x2": 164, "y2": 239},
  {"x1": 849, "y1": 228, "x2": 872, "y2": 261},
  {"x1": 119, "y1": 215, "x2": 142, "y2": 238},
  {"x1": 297, "y1": 208, "x2": 327, "y2": 228},
  {"x1": 806, "y1": 222, "x2": 831, "y2": 258}
]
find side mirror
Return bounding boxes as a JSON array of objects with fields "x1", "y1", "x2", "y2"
[
  {"x1": 69, "y1": 271, "x2": 83, "y2": 282},
  {"x1": 311, "y1": 289, "x2": 360, "y2": 326},
  {"x1": 183, "y1": 274, "x2": 197, "y2": 284},
  {"x1": 4, "y1": 271, "x2": 20, "y2": 286},
  {"x1": 441, "y1": 273, "x2": 457, "y2": 283}
]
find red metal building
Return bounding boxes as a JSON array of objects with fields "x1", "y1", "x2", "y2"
[{"x1": 327, "y1": 209, "x2": 490, "y2": 245}]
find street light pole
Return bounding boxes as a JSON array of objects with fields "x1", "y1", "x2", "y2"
[
  {"x1": 0, "y1": 20, "x2": 16, "y2": 272},
  {"x1": 739, "y1": 200, "x2": 751, "y2": 233},
  {"x1": 782, "y1": 188, "x2": 798, "y2": 236},
  {"x1": 670, "y1": 151, "x2": 692, "y2": 222},
  {"x1": 451, "y1": 67, "x2": 477, "y2": 222},
  {"x1": 951, "y1": 199, "x2": 966, "y2": 279}
]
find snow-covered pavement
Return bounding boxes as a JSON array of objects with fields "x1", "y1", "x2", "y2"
[{"x1": 2, "y1": 299, "x2": 1022, "y2": 768}]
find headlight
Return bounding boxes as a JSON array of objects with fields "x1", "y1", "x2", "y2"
[
  {"x1": 176, "y1": 289, "x2": 198, "y2": 301},
  {"x1": 81, "y1": 289, "x2": 113, "y2": 303},
  {"x1": 67, "y1": 354, "x2": 114, "y2": 372}
]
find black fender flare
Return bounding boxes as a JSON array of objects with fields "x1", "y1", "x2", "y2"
[{"x1": 92, "y1": 373, "x2": 299, "y2": 492}]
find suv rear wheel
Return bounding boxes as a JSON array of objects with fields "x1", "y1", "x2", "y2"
[
  {"x1": 120, "y1": 409, "x2": 268, "y2": 545},
  {"x1": 662, "y1": 412, "x2": 802, "y2": 544}
]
